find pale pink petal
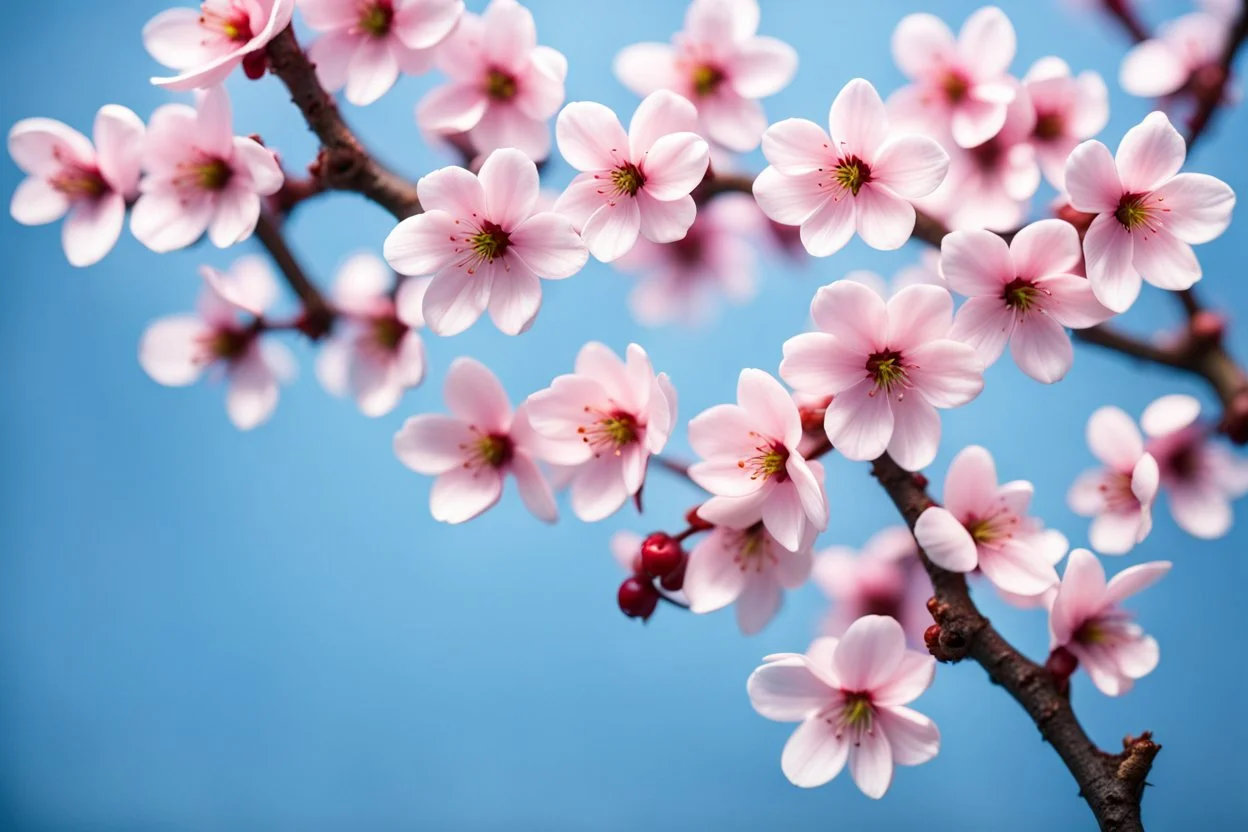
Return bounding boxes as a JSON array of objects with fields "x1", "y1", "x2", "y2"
[
  {"x1": 552, "y1": 172, "x2": 608, "y2": 229},
  {"x1": 394, "y1": 414, "x2": 473, "y2": 474},
  {"x1": 225, "y1": 352, "x2": 279, "y2": 431},
  {"x1": 515, "y1": 47, "x2": 566, "y2": 121},
  {"x1": 510, "y1": 212, "x2": 588, "y2": 278},
  {"x1": 195, "y1": 85, "x2": 234, "y2": 159},
  {"x1": 760, "y1": 118, "x2": 833, "y2": 176},
  {"x1": 308, "y1": 30, "x2": 357, "y2": 92},
  {"x1": 93, "y1": 105, "x2": 144, "y2": 195},
  {"x1": 978, "y1": 538, "x2": 1060, "y2": 596},
  {"x1": 828, "y1": 78, "x2": 888, "y2": 161},
  {"x1": 345, "y1": 38, "x2": 400, "y2": 105},
  {"x1": 478, "y1": 147, "x2": 539, "y2": 229},
  {"x1": 958, "y1": 6, "x2": 1015, "y2": 79},
  {"x1": 392, "y1": 0, "x2": 465, "y2": 50},
  {"x1": 1039, "y1": 275, "x2": 1113, "y2": 329},
  {"x1": 639, "y1": 132, "x2": 709, "y2": 201},
  {"x1": 915, "y1": 507, "x2": 978, "y2": 572},
  {"x1": 130, "y1": 191, "x2": 214, "y2": 253},
  {"x1": 951, "y1": 98, "x2": 1008, "y2": 149},
  {"x1": 231, "y1": 138, "x2": 284, "y2": 194},
  {"x1": 738, "y1": 368, "x2": 802, "y2": 448},
  {"x1": 384, "y1": 210, "x2": 461, "y2": 275},
  {"x1": 762, "y1": 488, "x2": 807, "y2": 552},
  {"x1": 891, "y1": 12, "x2": 956, "y2": 79},
  {"x1": 352, "y1": 358, "x2": 403, "y2": 417},
  {"x1": 1050, "y1": 548, "x2": 1107, "y2": 645},
  {"x1": 886, "y1": 284, "x2": 954, "y2": 351},
  {"x1": 729, "y1": 36, "x2": 798, "y2": 98},
  {"x1": 1133, "y1": 228, "x2": 1201, "y2": 292},
  {"x1": 1087, "y1": 406, "x2": 1144, "y2": 469},
  {"x1": 417, "y1": 83, "x2": 489, "y2": 133},
  {"x1": 9, "y1": 177, "x2": 68, "y2": 225},
  {"x1": 207, "y1": 188, "x2": 261, "y2": 248},
  {"x1": 781, "y1": 713, "x2": 849, "y2": 788},
  {"x1": 636, "y1": 191, "x2": 696, "y2": 243},
  {"x1": 315, "y1": 337, "x2": 351, "y2": 397},
  {"x1": 613, "y1": 42, "x2": 679, "y2": 96},
  {"x1": 887, "y1": 394, "x2": 941, "y2": 471},
  {"x1": 823, "y1": 380, "x2": 894, "y2": 461},
  {"x1": 950, "y1": 297, "x2": 1014, "y2": 366},
  {"x1": 1115, "y1": 112, "x2": 1186, "y2": 193},
  {"x1": 872, "y1": 135, "x2": 949, "y2": 199},
  {"x1": 779, "y1": 332, "x2": 869, "y2": 395},
  {"x1": 1090, "y1": 510, "x2": 1143, "y2": 555},
  {"x1": 854, "y1": 186, "x2": 916, "y2": 251},
  {"x1": 1082, "y1": 214, "x2": 1140, "y2": 313},
  {"x1": 799, "y1": 192, "x2": 856, "y2": 257},
  {"x1": 688, "y1": 403, "x2": 757, "y2": 458},
  {"x1": 877, "y1": 705, "x2": 939, "y2": 766},
  {"x1": 555, "y1": 101, "x2": 628, "y2": 172},
  {"x1": 487, "y1": 259, "x2": 542, "y2": 335},
  {"x1": 686, "y1": 0, "x2": 759, "y2": 42},
  {"x1": 570, "y1": 454, "x2": 630, "y2": 521},
  {"x1": 481, "y1": 0, "x2": 536, "y2": 72},
  {"x1": 833, "y1": 614, "x2": 906, "y2": 691},
  {"x1": 751, "y1": 167, "x2": 829, "y2": 226},
  {"x1": 1150, "y1": 173, "x2": 1236, "y2": 245},
  {"x1": 1010, "y1": 218, "x2": 1082, "y2": 279},
  {"x1": 872, "y1": 653, "x2": 936, "y2": 708},
  {"x1": 697, "y1": 490, "x2": 768, "y2": 531},
  {"x1": 1141, "y1": 394, "x2": 1201, "y2": 438},
  {"x1": 1119, "y1": 40, "x2": 1188, "y2": 97},
  {"x1": 1011, "y1": 312, "x2": 1073, "y2": 383},
  {"x1": 142, "y1": 7, "x2": 219, "y2": 70},
  {"x1": 415, "y1": 164, "x2": 486, "y2": 217},
  {"x1": 1105, "y1": 560, "x2": 1171, "y2": 605},
  {"x1": 786, "y1": 456, "x2": 829, "y2": 530},
  {"x1": 397, "y1": 330, "x2": 428, "y2": 388},
  {"x1": 1132, "y1": 452, "x2": 1160, "y2": 511},
  {"x1": 333, "y1": 252, "x2": 392, "y2": 311},
  {"x1": 1169, "y1": 484, "x2": 1233, "y2": 538},
  {"x1": 629, "y1": 90, "x2": 699, "y2": 159},
  {"x1": 445, "y1": 356, "x2": 512, "y2": 431},
  {"x1": 848, "y1": 723, "x2": 894, "y2": 799},
  {"x1": 139, "y1": 316, "x2": 211, "y2": 386},
  {"x1": 945, "y1": 445, "x2": 1000, "y2": 515},
  {"x1": 685, "y1": 530, "x2": 748, "y2": 614},
  {"x1": 1115, "y1": 635, "x2": 1160, "y2": 680},
  {"x1": 810, "y1": 279, "x2": 888, "y2": 352},
  {"x1": 698, "y1": 92, "x2": 768, "y2": 152},
  {"x1": 582, "y1": 198, "x2": 642, "y2": 262},
  {"x1": 1064, "y1": 140, "x2": 1122, "y2": 214},
  {"x1": 1075, "y1": 643, "x2": 1132, "y2": 696},
  {"x1": 1068, "y1": 469, "x2": 1108, "y2": 516},
  {"x1": 940, "y1": 228, "x2": 1012, "y2": 297},
  {"x1": 575, "y1": 342, "x2": 637, "y2": 410},
  {"x1": 905, "y1": 340, "x2": 984, "y2": 408},
  {"x1": 422, "y1": 263, "x2": 492, "y2": 335},
  {"x1": 736, "y1": 578, "x2": 784, "y2": 635},
  {"x1": 510, "y1": 452, "x2": 558, "y2": 523},
  {"x1": 748, "y1": 657, "x2": 834, "y2": 720},
  {"x1": 61, "y1": 194, "x2": 125, "y2": 267},
  {"x1": 430, "y1": 466, "x2": 504, "y2": 523}
]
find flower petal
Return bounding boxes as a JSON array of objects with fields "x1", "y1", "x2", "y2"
[
  {"x1": 1115, "y1": 111, "x2": 1186, "y2": 193},
  {"x1": 915, "y1": 506, "x2": 978, "y2": 572}
]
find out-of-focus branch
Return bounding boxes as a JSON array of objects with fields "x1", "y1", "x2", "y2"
[
  {"x1": 253, "y1": 212, "x2": 335, "y2": 340},
  {"x1": 1186, "y1": 1, "x2": 1248, "y2": 152},
  {"x1": 1100, "y1": 0, "x2": 1151, "y2": 44}
]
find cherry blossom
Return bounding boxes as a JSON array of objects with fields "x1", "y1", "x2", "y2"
[
  {"x1": 525, "y1": 342, "x2": 677, "y2": 522},
  {"x1": 813, "y1": 527, "x2": 930, "y2": 646},
  {"x1": 1022, "y1": 57, "x2": 1109, "y2": 190},
  {"x1": 1048, "y1": 548, "x2": 1170, "y2": 696},
  {"x1": 300, "y1": 0, "x2": 465, "y2": 106},
  {"x1": 415, "y1": 0, "x2": 566, "y2": 161},
  {"x1": 1119, "y1": 10, "x2": 1229, "y2": 99},
  {"x1": 553, "y1": 91, "x2": 710, "y2": 263},
  {"x1": 139, "y1": 257, "x2": 296, "y2": 430},
  {"x1": 394, "y1": 357, "x2": 557, "y2": 524},
  {"x1": 130, "y1": 86, "x2": 284, "y2": 253},
  {"x1": 887, "y1": 6, "x2": 1019, "y2": 149},
  {"x1": 613, "y1": 0, "x2": 797, "y2": 152},
  {"x1": 688, "y1": 369, "x2": 829, "y2": 552},
  {"x1": 383, "y1": 148, "x2": 588, "y2": 336},
  {"x1": 1068, "y1": 406, "x2": 1161, "y2": 555},
  {"x1": 1064, "y1": 111, "x2": 1236, "y2": 313},
  {"x1": 315, "y1": 254, "x2": 429, "y2": 417},
  {"x1": 754, "y1": 78, "x2": 950, "y2": 257},
  {"x1": 8, "y1": 105, "x2": 144, "y2": 267},
  {"x1": 747, "y1": 615, "x2": 939, "y2": 796},
  {"x1": 780, "y1": 280, "x2": 984, "y2": 471},
  {"x1": 942, "y1": 219, "x2": 1112, "y2": 383},
  {"x1": 143, "y1": 0, "x2": 296, "y2": 90},
  {"x1": 914, "y1": 445, "x2": 1065, "y2": 598},
  {"x1": 1141, "y1": 394, "x2": 1248, "y2": 539},
  {"x1": 683, "y1": 509, "x2": 815, "y2": 635}
]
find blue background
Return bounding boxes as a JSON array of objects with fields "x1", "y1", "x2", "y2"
[{"x1": 2, "y1": 1, "x2": 1245, "y2": 828}]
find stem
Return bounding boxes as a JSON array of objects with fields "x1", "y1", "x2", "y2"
[{"x1": 253, "y1": 212, "x2": 335, "y2": 340}]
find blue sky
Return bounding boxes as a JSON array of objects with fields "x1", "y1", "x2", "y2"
[{"x1": 1, "y1": 0, "x2": 1245, "y2": 828}]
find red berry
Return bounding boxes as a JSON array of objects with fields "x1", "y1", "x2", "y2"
[
  {"x1": 659, "y1": 556, "x2": 687, "y2": 592},
  {"x1": 242, "y1": 51, "x2": 269, "y2": 80},
  {"x1": 618, "y1": 577, "x2": 659, "y2": 620},
  {"x1": 641, "y1": 532, "x2": 683, "y2": 579},
  {"x1": 685, "y1": 506, "x2": 714, "y2": 531}
]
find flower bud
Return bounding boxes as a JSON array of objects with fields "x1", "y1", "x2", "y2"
[
  {"x1": 618, "y1": 576, "x2": 660, "y2": 621},
  {"x1": 243, "y1": 51, "x2": 270, "y2": 80},
  {"x1": 685, "y1": 506, "x2": 714, "y2": 531}
]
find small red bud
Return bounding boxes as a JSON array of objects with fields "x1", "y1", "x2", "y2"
[
  {"x1": 618, "y1": 576, "x2": 660, "y2": 621},
  {"x1": 1045, "y1": 646, "x2": 1079, "y2": 680},
  {"x1": 923, "y1": 624, "x2": 943, "y2": 654},
  {"x1": 242, "y1": 51, "x2": 270, "y2": 80},
  {"x1": 641, "y1": 532, "x2": 684, "y2": 579},
  {"x1": 659, "y1": 556, "x2": 687, "y2": 591},
  {"x1": 912, "y1": 472, "x2": 929, "y2": 489},
  {"x1": 799, "y1": 396, "x2": 832, "y2": 432},
  {"x1": 685, "y1": 506, "x2": 714, "y2": 531},
  {"x1": 1189, "y1": 310, "x2": 1225, "y2": 344},
  {"x1": 1056, "y1": 202, "x2": 1096, "y2": 235}
]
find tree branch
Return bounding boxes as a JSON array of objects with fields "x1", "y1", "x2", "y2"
[
  {"x1": 253, "y1": 212, "x2": 335, "y2": 340},
  {"x1": 1186, "y1": 1, "x2": 1248, "y2": 153}
]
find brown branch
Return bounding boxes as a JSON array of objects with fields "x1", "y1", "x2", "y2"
[
  {"x1": 253, "y1": 212, "x2": 335, "y2": 340},
  {"x1": 870, "y1": 452, "x2": 1159, "y2": 831},
  {"x1": 1099, "y1": 0, "x2": 1151, "y2": 44},
  {"x1": 1186, "y1": 1, "x2": 1248, "y2": 153}
]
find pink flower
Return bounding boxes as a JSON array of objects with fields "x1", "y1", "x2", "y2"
[
  {"x1": 139, "y1": 256, "x2": 296, "y2": 430},
  {"x1": 1068, "y1": 406, "x2": 1161, "y2": 555},
  {"x1": 613, "y1": 0, "x2": 797, "y2": 152},
  {"x1": 315, "y1": 254, "x2": 429, "y2": 417},
  {"x1": 130, "y1": 86, "x2": 284, "y2": 253},
  {"x1": 1141, "y1": 394, "x2": 1248, "y2": 539},
  {"x1": 1119, "y1": 11, "x2": 1228, "y2": 99},
  {"x1": 1022, "y1": 57, "x2": 1108, "y2": 190},
  {"x1": 688, "y1": 369, "x2": 829, "y2": 551},
  {"x1": 553, "y1": 91, "x2": 711, "y2": 263},
  {"x1": 301, "y1": 0, "x2": 464, "y2": 106},
  {"x1": 393, "y1": 357, "x2": 557, "y2": 524},
  {"x1": 8, "y1": 105, "x2": 144, "y2": 267},
  {"x1": 754, "y1": 78, "x2": 950, "y2": 257},
  {"x1": 382, "y1": 148, "x2": 588, "y2": 336},
  {"x1": 415, "y1": 0, "x2": 566, "y2": 161},
  {"x1": 524, "y1": 342, "x2": 678, "y2": 522},
  {"x1": 683, "y1": 510, "x2": 815, "y2": 635},
  {"x1": 1064, "y1": 111, "x2": 1236, "y2": 313},
  {"x1": 913, "y1": 445, "x2": 1064, "y2": 598},
  {"x1": 614, "y1": 192, "x2": 762, "y2": 327},
  {"x1": 813, "y1": 527, "x2": 930, "y2": 646},
  {"x1": 887, "y1": 6, "x2": 1018, "y2": 148},
  {"x1": 143, "y1": 0, "x2": 296, "y2": 90},
  {"x1": 747, "y1": 615, "x2": 939, "y2": 796},
  {"x1": 780, "y1": 280, "x2": 984, "y2": 471},
  {"x1": 1048, "y1": 548, "x2": 1170, "y2": 696},
  {"x1": 943, "y1": 219, "x2": 1112, "y2": 384}
]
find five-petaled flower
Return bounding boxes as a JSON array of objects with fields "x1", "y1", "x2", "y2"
[
  {"x1": 383, "y1": 148, "x2": 588, "y2": 336},
  {"x1": 1021, "y1": 57, "x2": 1108, "y2": 191},
  {"x1": 1048, "y1": 548, "x2": 1170, "y2": 697},
  {"x1": 554, "y1": 91, "x2": 711, "y2": 263},
  {"x1": 747, "y1": 615, "x2": 940, "y2": 797},
  {"x1": 813, "y1": 527, "x2": 930, "y2": 646},
  {"x1": 1068, "y1": 405, "x2": 1161, "y2": 555},
  {"x1": 393, "y1": 356, "x2": 558, "y2": 524},
  {"x1": 1064, "y1": 111, "x2": 1236, "y2": 313},
  {"x1": 754, "y1": 78, "x2": 950, "y2": 257},
  {"x1": 524, "y1": 342, "x2": 677, "y2": 522},
  {"x1": 614, "y1": 0, "x2": 797, "y2": 152},
  {"x1": 1119, "y1": 7, "x2": 1231, "y2": 99},
  {"x1": 8, "y1": 105, "x2": 145, "y2": 267},
  {"x1": 143, "y1": 0, "x2": 296, "y2": 90},
  {"x1": 780, "y1": 280, "x2": 984, "y2": 471}
]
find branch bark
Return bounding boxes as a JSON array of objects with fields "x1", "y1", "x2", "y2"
[{"x1": 253, "y1": 212, "x2": 334, "y2": 339}]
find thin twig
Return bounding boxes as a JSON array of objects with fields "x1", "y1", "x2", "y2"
[{"x1": 253, "y1": 212, "x2": 335, "y2": 340}]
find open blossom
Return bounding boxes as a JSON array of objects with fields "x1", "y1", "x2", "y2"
[
  {"x1": 415, "y1": 0, "x2": 566, "y2": 161},
  {"x1": 130, "y1": 86, "x2": 284, "y2": 253},
  {"x1": 688, "y1": 369, "x2": 829, "y2": 552},
  {"x1": 613, "y1": 0, "x2": 797, "y2": 152},
  {"x1": 1119, "y1": 10, "x2": 1229, "y2": 99},
  {"x1": 754, "y1": 78, "x2": 950, "y2": 257},
  {"x1": 1022, "y1": 57, "x2": 1108, "y2": 190},
  {"x1": 139, "y1": 257, "x2": 296, "y2": 430},
  {"x1": 1068, "y1": 406, "x2": 1161, "y2": 555},
  {"x1": 301, "y1": 0, "x2": 464, "y2": 106},
  {"x1": 684, "y1": 509, "x2": 815, "y2": 635},
  {"x1": 747, "y1": 615, "x2": 939, "y2": 796},
  {"x1": 1141, "y1": 394, "x2": 1248, "y2": 539},
  {"x1": 8, "y1": 106, "x2": 144, "y2": 267},
  {"x1": 887, "y1": 6, "x2": 1018, "y2": 148},
  {"x1": 813, "y1": 527, "x2": 929, "y2": 646},
  {"x1": 943, "y1": 219, "x2": 1112, "y2": 384},
  {"x1": 394, "y1": 357, "x2": 557, "y2": 524},
  {"x1": 383, "y1": 148, "x2": 588, "y2": 336},
  {"x1": 1048, "y1": 549, "x2": 1170, "y2": 696},
  {"x1": 143, "y1": 0, "x2": 295, "y2": 90},
  {"x1": 780, "y1": 281, "x2": 984, "y2": 471},
  {"x1": 525, "y1": 343, "x2": 677, "y2": 522},
  {"x1": 1065, "y1": 111, "x2": 1236, "y2": 313},
  {"x1": 554, "y1": 91, "x2": 710, "y2": 263},
  {"x1": 315, "y1": 254, "x2": 429, "y2": 417},
  {"x1": 914, "y1": 446, "x2": 1064, "y2": 598}
]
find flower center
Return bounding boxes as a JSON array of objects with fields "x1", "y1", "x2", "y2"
[
  {"x1": 942, "y1": 70, "x2": 971, "y2": 103},
  {"x1": 469, "y1": 221, "x2": 510, "y2": 262},
  {"x1": 194, "y1": 157, "x2": 233, "y2": 192},
  {"x1": 691, "y1": 63, "x2": 725, "y2": 97},
  {"x1": 370, "y1": 314, "x2": 408, "y2": 352},
  {"x1": 866, "y1": 349, "x2": 910, "y2": 396},
  {"x1": 358, "y1": 0, "x2": 394, "y2": 37},
  {"x1": 201, "y1": 326, "x2": 253, "y2": 363},
  {"x1": 964, "y1": 510, "x2": 1018, "y2": 546},
  {"x1": 1114, "y1": 193, "x2": 1155, "y2": 232},
  {"x1": 1098, "y1": 471, "x2": 1139, "y2": 512},
  {"x1": 485, "y1": 68, "x2": 518, "y2": 101},
  {"x1": 859, "y1": 589, "x2": 903, "y2": 620},
  {"x1": 460, "y1": 429, "x2": 514, "y2": 470},
  {"x1": 610, "y1": 162, "x2": 646, "y2": 197},
  {"x1": 578, "y1": 409, "x2": 639, "y2": 454},
  {"x1": 731, "y1": 523, "x2": 780, "y2": 573},
  {"x1": 738, "y1": 435, "x2": 789, "y2": 482},
  {"x1": 826, "y1": 692, "x2": 875, "y2": 746},
  {"x1": 50, "y1": 164, "x2": 108, "y2": 201},
  {"x1": 1003, "y1": 277, "x2": 1045, "y2": 313},
  {"x1": 201, "y1": 2, "x2": 254, "y2": 43},
  {"x1": 834, "y1": 156, "x2": 871, "y2": 196},
  {"x1": 1034, "y1": 111, "x2": 1065, "y2": 141},
  {"x1": 1074, "y1": 611, "x2": 1137, "y2": 648}
]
